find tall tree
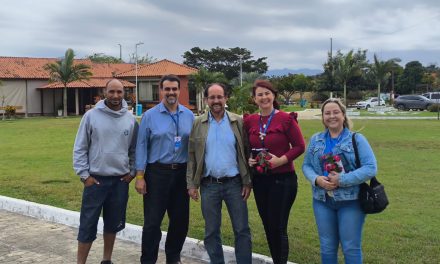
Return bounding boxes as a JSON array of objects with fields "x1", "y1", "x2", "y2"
[
  {"x1": 87, "y1": 53, "x2": 123, "y2": 63},
  {"x1": 128, "y1": 53, "x2": 157, "y2": 64},
  {"x1": 183, "y1": 47, "x2": 268, "y2": 80},
  {"x1": 369, "y1": 54, "x2": 401, "y2": 103},
  {"x1": 44, "y1": 49, "x2": 92, "y2": 117},
  {"x1": 397, "y1": 61, "x2": 425, "y2": 94},
  {"x1": 271, "y1": 75, "x2": 296, "y2": 102},
  {"x1": 189, "y1": 67, "x2": 228, "y2": 113},
  {"x1": 334, "y1": 50, "x2": 364, "y2": 104}
]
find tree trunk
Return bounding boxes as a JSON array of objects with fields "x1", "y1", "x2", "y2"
[
  {"x1": 343, "y1": 82, "x2": 347, "y2": 105},
  {"x1": 63, "y1": 86, "x2": 68, "y2": 117},
  {"x1": 377, "y1": 82, "x2": 381, "y2": 106}
]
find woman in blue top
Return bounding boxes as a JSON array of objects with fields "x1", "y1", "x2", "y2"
[{"x1": 302, "y1": 98, "x2": 377, "y2": 264}]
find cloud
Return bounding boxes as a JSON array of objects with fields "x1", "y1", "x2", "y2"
[{"x1": 1, "y1": 0, "x2": 440, "y2": 69}]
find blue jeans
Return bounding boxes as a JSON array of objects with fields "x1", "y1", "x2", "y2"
[
  {"x1": 200, "y1": 176, "x2": 252, "y2": 264},
  {"x1": 313, "y1": 196, "x2": 365, "y2": 264}
]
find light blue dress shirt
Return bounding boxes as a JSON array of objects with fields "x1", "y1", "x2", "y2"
[
  {"x1": 203, "y1": 112, "x2": 239, "y2": 178},
  {"x1": 135, "y1": 102, "x2": 194, "y2": 171}
]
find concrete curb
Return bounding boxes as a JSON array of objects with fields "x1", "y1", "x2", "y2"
[{"x1": 0, "y1": 195, "x2": 294, "y2": 264}]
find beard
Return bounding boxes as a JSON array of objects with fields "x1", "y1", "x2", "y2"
[
  {"x1": 105, "y1": 98, "x2": 122, "y2": 107},
  {"x1": 210, "y1": 103, "x2": 224, "y2": 113},
  {"x1": 165, "y1": 95, "x2": 177, "y2": 105}
]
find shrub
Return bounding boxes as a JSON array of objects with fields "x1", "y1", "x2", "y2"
[
  {"x1": 428, "y1": 104, "x2": 440, "y2": 112},
  {"x1": 5, "y1": 105, "x2": 16, "y2": 119}
]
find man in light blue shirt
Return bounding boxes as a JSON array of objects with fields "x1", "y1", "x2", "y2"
[
  {"x1": 135, "y1": 74, "x2": 194, "y2": 264},
  {"x1": 187, "y1": 83, "x2": 252, "y2": 264}
]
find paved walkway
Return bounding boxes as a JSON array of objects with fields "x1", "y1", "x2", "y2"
[{"x1": 0, "y1": 210, "x2": 205, "y2": 264}]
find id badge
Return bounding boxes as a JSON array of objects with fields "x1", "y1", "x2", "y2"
[{"x1": 174, "y1": 136, "x2": 182, "y2": 150}]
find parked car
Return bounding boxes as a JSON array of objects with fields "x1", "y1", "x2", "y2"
[
  {"x1": 393, "y1": 95, "x2": 431, "y2": 111},
  {"x1": 422, "y1": 92, "x2": 440, "y2": 104},
  {"x1": 355, "y1": 97, "x2": 385, "y2": 109}
]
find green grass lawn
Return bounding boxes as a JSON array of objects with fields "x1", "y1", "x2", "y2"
[{"x1": 1, "y1": 117, "x2": 439, "y2": 263}]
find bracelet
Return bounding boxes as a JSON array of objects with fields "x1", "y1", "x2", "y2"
[{"x1": 135, "y1": 175, "x2": 144, "y2": 180}]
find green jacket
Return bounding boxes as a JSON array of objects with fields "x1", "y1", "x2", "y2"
[{"x1": 186, "y1": 111, "x2": 251, "y2": 189}]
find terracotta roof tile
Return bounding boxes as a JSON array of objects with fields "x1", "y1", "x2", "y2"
[
  {"x1": 115, "y1": 59, "x2": 197, "y2": 77},
  {"x1": 0, "y1": 57, "x2": 134, "y2": 79},
  {"x1": 0, "y1": 57, "x2": 196, "y2": 80},
  {"x1": 39, "y1": 78, "x2": 135, "y2": 89}
]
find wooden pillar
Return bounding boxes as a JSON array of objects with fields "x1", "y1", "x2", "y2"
[
  {"x1": 52, "y1": 89, "x2": 56, "y2": 116},
  {"x1": 75, "y1": 88, "x2": 79, "y2": 115},
  {"x1": 40, "y1": 89, "x2": 44, "y2": 116}
]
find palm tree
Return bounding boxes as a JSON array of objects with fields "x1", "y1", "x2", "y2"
[
  {"x1": 190, "y1": 67, "x2": 228, "y2": 113},
  {"x1": 334, "y1": 50, "x2": 362, "y2": 104},
  {"x1": 44, "y1": 48, "x2": 92, "y2": 117},
  {"x1": 369, "y1": 54, "x2": 401, "y2": 105}
]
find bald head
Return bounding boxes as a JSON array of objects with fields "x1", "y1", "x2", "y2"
[{"x1": 104, "y1": 79, "x2": 124, "y2": 111}]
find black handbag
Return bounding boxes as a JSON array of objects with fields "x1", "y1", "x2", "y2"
[{"x1": 352, "y1": 133, "x2": 389, "y2": 214}]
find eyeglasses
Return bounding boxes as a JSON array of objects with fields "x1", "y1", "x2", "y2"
[
  {"x1": 163, "y1": 87, "x2": 179, "y2": 92},
  {"x1": 206, "y1": 95, "x2": 225, "y2": 100}
]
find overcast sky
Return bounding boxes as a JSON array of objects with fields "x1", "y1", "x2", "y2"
[{"x1": 1, "y1": 0, "x2": 440, "y2": 70}]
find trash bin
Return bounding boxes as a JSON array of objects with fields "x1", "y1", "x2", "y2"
[
  {"x1": 136, "y1": 104, "x2": 142, "y2": 116},
  {"x1": 300, "y1": 99, "x2": 308, "y2": 108}
]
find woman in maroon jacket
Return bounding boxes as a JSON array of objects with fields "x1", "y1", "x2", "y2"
[{"x1": 244, "y1": 80, "x2": 305, "y2": 264}]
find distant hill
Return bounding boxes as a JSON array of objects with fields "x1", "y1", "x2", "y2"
[{"x1": 266, "y1": 68, "x2": 323, "y2": 77}]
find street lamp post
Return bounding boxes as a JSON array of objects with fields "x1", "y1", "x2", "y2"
[
  {"x1": 135, "y1": 42, "x2": 144, "y2": 116},
  {"x1": 238, "y1": 55, "x2": 243, "y2": 86},
  {"x1": 117, "y1": 44, "x2": 122, "y2": 60}
]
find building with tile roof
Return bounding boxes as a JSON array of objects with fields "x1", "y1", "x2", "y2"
[{"x1": 0, "y1": 57, "x2": 197, "y2": 116}]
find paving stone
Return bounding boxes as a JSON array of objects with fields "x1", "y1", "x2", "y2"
[{"x1": 0, "y1": 210, "x2": 205, "y2": 263}]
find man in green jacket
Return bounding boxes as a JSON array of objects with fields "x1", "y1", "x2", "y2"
[{"x1": 187, "y1": 83, "x2": 252, "y2": 264}]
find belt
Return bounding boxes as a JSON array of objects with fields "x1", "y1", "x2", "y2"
[
  {"x1": 202, "y1": 175, "x2": 239, "y2": 184},
  {"x1": 149, "y1": 162, "x2": 186, "y2": 170}
]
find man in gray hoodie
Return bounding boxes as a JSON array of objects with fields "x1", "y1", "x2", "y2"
[{"x1": 73, "y1": 79, "x2": 138, "y2": 264}]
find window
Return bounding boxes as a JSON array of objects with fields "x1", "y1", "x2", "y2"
[{"x1": 138, "y1": 81, "x2": 160, "y2": 102}]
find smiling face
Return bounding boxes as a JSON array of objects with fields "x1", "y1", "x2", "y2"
[
  {"x1": 205, "y1": 84, "x2": 227, "y2": 116},
  {"x1": 105, "y1": 79, "x2": 124, "y2": 110},
  {"x1": 254, "y1": 86, "x2": 275, "y2": 111},
  {"x1": 161, "y1": 80, "x2": 180, "y2": 107},
  {"x1": 322, "y1": 102, "x2": 345, "y2": 131}
]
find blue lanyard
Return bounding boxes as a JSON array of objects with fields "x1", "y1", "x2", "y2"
[
  {"x1": 258, "y1": 109, "x2": 275, "y2": 147},
  {"x1": 167, "y1": 109, "x2": 180, "y2": 136}
]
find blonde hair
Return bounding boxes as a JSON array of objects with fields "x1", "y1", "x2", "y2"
[{"x1": 321, "y1": 98, "x2": 352, "y2": 130}]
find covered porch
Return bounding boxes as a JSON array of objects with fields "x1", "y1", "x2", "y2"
[{"x1": 38, "y1": 79, "x2": 135, "y2": 116}]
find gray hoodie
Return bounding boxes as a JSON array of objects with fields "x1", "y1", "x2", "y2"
[{"x1": 73, "y1": 99, "x2": 138, "y2": 178}]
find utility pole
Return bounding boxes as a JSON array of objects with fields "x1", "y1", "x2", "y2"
[
  {"x1": 117, "y1": 44, "x2": 122, "y2": 60},
  {"x1": 238, "y1": 54, "x2": 243, "y2": 86},
  {"x1": 330, "y1": 38, "x2": 334, "y2": 96},
  {"x1": 135, "y1": 42, "x2": 144, "y2": 116}
]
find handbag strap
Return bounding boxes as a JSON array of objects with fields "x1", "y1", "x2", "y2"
[
  {"x1": 352, "y1": 132, "x2": 379, "y2": 185},
  {"x1": 352, "y1": 132, "x2": 361, "y2": 169}
]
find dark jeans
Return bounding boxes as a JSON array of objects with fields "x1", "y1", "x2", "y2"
[
  {"x1": 253, "y1": 171, "x2": 298, "y2": 264},
  {"x1": 200, "y1": 176, "x2": 252, "y2": 264},
  {"x1": 77, "y1": 175, "x2": 129, "y2": 243},
  {"x1": 140, "y1": 164, "x2": 189, "y2": 264}
]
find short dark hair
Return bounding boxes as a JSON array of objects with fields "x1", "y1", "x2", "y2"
[
  {"x1": 159, "y1": 74, "x2": 180, "y2": 89},
  {"x1": 204, "y1": 83, "x2": 228, "y2": 98}
]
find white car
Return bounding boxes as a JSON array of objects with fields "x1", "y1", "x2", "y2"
[{"x1": 355, "y1": 97, "x2": 385, "y2": 109}]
